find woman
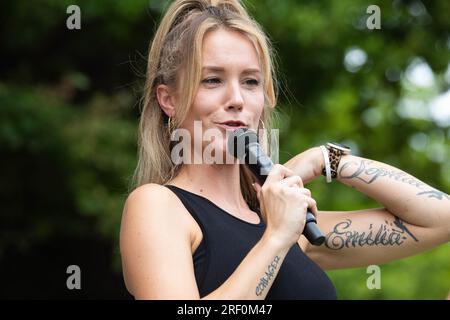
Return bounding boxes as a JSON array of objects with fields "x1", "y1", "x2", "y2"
[{"x1": 120, "y1": 0, "x2": 450, "y2": 299}]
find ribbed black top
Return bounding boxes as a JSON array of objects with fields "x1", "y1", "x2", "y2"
[{"x1": 165, "y1": 185, "x2": 337, "y2": 300}]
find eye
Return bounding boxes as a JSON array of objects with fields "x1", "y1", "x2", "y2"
[
  {"x1": 202, "y1": 77, "x2": 221, "y2": 85},
  {"x1": 244, "y1": 78, "x2": 260, "y2": 86}
]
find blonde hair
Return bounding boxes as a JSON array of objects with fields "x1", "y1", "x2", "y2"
[{"x1": 132, "y1": 0, "x2": 278, "y2": 209}]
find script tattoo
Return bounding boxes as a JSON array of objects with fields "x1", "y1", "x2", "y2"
[
  {"x1": 339, "y1": 160, "x2": 425, "y2": 187},
  {"x1": 255, "y1": 256, "x2": 280, "y2": 296},
  {"x1": 339, "y1": 160, "x2": 449, "y2": 201},
  {"x1": 417, "y1": 190, "x2": 450, "y2": 200},
  {"x1": 325, "y1": 217, "x2": 418, "y2": 250}
]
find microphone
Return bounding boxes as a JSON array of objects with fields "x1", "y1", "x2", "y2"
[{"x1": 228, "y1": 128, "x2": 325, "y2": 246}]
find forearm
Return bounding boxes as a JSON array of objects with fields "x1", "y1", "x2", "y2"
[
  {"x1": 202, "y1": 234, "x2": 290, "y2": 300},
  {"x1": 337, "y1": 155, "x2": 450, "y2": 228}
]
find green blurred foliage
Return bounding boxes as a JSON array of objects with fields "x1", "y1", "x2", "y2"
[{"x1": 0, "y1": 0, "x2": 448, "y2": 298}]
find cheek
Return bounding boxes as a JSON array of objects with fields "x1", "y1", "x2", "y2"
[
  {"x1": 248, "y1": 91, "x2": 265, "y2": 125},
  {"x1": 193, "y1": 88, "x2": 222, "y2": 110},
  {"x1": 189, "y1": 91, "x2": 220, "y2": 124}
]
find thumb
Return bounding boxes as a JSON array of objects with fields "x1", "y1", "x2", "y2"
[{"x1": 309, "y1": 201, "x2": 319, "y2": 218}]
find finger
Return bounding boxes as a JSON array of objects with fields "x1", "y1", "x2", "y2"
[
  {"x1": 304, "y1": 202, "x2": 319, "y2": 222},
  {"x1": 283, "y1": 170, "x2": 304, "y2": 189},
  {"x1": 297, "y1": 194, "x2": 317, "y2": 213},
  {"x1": 297, "y1": 187, "x2": 311, "y2": 197},
  {"x1": 309, "y1": 202, "x2": 319, "y2": 218},
  {"x1": 279, "y1": 176, "x2": 305, "y2": 190},
  {"x1": 279, "y1": 175, "x2": 302, "y2": 188},
  {"x1": 264, "y1": 164, "x2": 294, "y2": 185}
]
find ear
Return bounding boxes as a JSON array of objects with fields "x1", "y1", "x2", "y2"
[{"x1": 156, "y1": 84, "x2": 176, "y2": 118}]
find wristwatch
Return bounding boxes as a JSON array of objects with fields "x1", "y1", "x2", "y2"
[{"x1": 321, "y1": 142, "x2": 351, "y2": 179}]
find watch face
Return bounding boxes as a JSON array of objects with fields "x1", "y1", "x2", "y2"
[{"x1": 327, "y1": 142, "x2": 351, "y2": 153}]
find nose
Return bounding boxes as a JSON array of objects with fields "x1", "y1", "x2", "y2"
[{"x1": 225, "y1": 81, "x2": 244, "y2": 111}]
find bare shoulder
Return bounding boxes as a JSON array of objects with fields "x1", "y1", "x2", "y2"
[
  {"x1": 120, "y1": 183, "x2": 201, "y2": 298},
  {"x1": 120, "y1": 183, "x2": 196, "y2": 250},
  {"x1": 124, "y1": 183, "x2": 175, "y2": 212},
  {"x1": 122, "y1": 183, "x2": 191, "y2": 230}
]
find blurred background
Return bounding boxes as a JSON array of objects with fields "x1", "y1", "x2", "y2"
[{"x1": 0, "y1": 0, "x2": 449, "y2": 299}]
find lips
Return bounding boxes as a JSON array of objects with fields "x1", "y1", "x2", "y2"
[{"x1": 216, "y1": 120, "x2": 247, "y2": 129}]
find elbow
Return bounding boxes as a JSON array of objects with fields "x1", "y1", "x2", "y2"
[
  {"x1": 434, "y1": 208, "x2": 450, "y2": 240},
  {"x1": 446, "y1": 221, "x2": 450, "y2": 242}
]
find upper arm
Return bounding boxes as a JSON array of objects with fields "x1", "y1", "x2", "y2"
[
  {"x1": 119, "y1": 184, "x2": 200, "y2": 299},
  {"x1": 304, "y1": 208, "x2": 450, "y2": 270}
]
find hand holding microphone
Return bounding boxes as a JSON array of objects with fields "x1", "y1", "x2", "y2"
[{"x1": 228, "y1": 128, "x2": 325, "y2": 246}]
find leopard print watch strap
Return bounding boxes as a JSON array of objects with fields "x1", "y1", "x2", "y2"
[{"x1": 321, "y1": 142, "x2": 351, "y2": 179}]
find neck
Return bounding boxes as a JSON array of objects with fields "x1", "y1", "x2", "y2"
[{"x1": 169, "y1": 163, "x2": 249, "y2": 213}]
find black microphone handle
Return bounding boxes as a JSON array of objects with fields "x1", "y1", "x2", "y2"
[{"x1": 246, "y1": 142, "x2": 325, "y2": 246}]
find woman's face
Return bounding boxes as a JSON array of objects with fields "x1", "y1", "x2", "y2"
[{"x1": 180, "y1": 28, "x2": 265, "y2": 163}]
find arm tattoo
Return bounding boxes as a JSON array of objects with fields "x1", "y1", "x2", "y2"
[
  {"x1": 325, "y1": 217, "x2": 418, "y2": 250},
  {"x1": 339, "y1": 160, "x2": 449, "y2": 201},
  {"x1": 417, "y1": 190, "x2": 450, "y2": 200},
  {"x1": 255, "y1": 256, "x2": 280, "y2": 296},
  {"x1": 393, "y1": 217, "x2": 418, "y2": 241},
  {"x1": 339, "y1": 160, "x2": 425, "y2": 187}
]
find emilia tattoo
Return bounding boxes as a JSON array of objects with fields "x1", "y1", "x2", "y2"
[
  {"x1": 255, "y1": 256, "x2": 280, "y2": 296},
  {"x1": 339, "y1": 160, "x2": 449, "y2": 201},
  {"x1": 325, "y1": 217, "x2": 418, "y2": 250}
]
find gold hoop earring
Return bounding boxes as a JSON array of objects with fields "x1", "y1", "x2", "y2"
[
  {"x1": 167, "y1": 117, "x2": 175, "y2": 134},
  {"x1": 258, "y1": 118, "x2": 266, "y2": 131}
]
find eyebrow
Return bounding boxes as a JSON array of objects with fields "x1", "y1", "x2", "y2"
[{"x1": 202, "y1": 66, "x2": 261, "y2": 74}]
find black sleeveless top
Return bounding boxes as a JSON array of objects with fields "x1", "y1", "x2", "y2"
[{"x1": 165, "y1": 185, "x2": 337, "y2": 300}]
